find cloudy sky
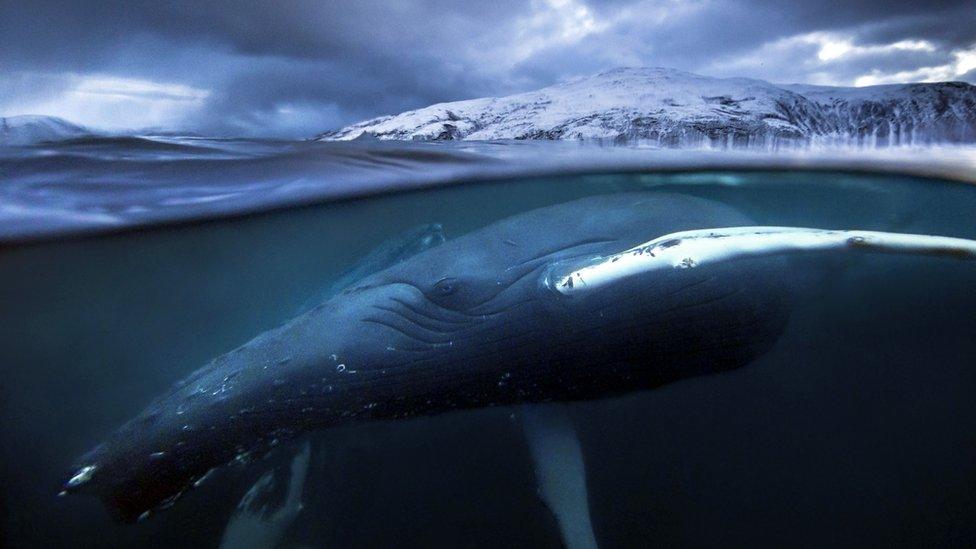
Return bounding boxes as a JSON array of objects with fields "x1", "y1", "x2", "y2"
[{"x1": 2, "y1": 0, "x2": 974, "y2": 137}]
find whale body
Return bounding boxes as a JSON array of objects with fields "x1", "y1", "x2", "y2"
[{"x1": 62, "y1": 192, "x2": 976, "y2": 523}]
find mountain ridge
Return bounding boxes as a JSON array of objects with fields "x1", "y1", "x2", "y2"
[{"x1": 316, "y1": 67, "x2": 976, "y2": 147}]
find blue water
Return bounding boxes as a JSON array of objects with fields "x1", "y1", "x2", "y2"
[{"x1": 2, "y1": 139, "x2": 976, "y2": 547}]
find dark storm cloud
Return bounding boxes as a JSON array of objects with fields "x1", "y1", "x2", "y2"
[
  {"x1": 855, "y1": 9, "x2": 976, "y2": 50},
  {"x1": 1, "y1": 0, "x2": 974, "y2": 136},
  {"x1": 552, "y1": 0, "x2": 976, "y2": 84},
  {"x1": 0, "y1": 1, "x2": 517, "y2": 67}
]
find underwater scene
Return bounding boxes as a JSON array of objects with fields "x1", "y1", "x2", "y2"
[{"x1": 3, "y1": 141, "x2": 976, "y2": 547}]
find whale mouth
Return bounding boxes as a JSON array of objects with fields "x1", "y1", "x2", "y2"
[{"x1": 545, "y1": 226, "x2": 976, "y2": 297}]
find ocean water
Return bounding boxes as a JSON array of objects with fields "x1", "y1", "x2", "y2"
[{"x1": 2, "y1": 139, "x2": 976, "y2": 547}]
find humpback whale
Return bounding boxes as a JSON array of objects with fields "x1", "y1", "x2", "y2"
[{"x1": 62, "y1": 192, "x2": 976, "y2": 540}]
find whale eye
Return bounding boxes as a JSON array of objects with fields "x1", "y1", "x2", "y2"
[
  {"x1": 428, "y1": 275, "x2": 494, "y2": 311},
  {"x1": 433, "y1": 277, "x2": 458, "y2": 296}
]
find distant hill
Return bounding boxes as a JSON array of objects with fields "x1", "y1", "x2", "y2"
[
  {"x1": 317, "y1": 67, "x2": 976, "y2": 147},
  {"x1": 0, "y1": 115, "x2": 91, "y2": 145}
]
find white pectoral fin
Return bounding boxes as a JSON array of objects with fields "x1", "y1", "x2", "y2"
[
  {"x1": 549, "y1": 227, "x2": 976, "y2": 296},
  {"x1": 275, "y1": 440, "x2": 311, "y2": 523},
  {"x1": 520, "y1": 405, "x2": 598, "y2": 549},
  {"x1": 220, "y1": 440, "x2": 312, "y2": 549}
]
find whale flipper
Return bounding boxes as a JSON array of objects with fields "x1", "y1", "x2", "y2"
[
  {"x1": 220, "y1": 440, "x2": 311, "y2": 549},
  {"x1": 520, "y1": 405, "x2": 599, "y2": 549},
  {"x1": 549, "y1": 226, "x2": 976, "y2": 296}
]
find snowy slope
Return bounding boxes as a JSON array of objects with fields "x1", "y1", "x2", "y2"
[
  {"x1": 0, "y1": 115, "x2": 91, "y2": 145},
  {"x1": 781, "y1": 82, "x2": 976, "y2": 145},
  {"x1": 317, "y1": 68, "x2": 976, "y2": 147}
]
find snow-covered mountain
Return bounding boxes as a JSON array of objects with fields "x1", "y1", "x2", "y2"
[
  {"x1": 0, "y1": 115, "x2": 91, "y2": 145},
  {"x1": 317, "y1": 68, "x2": 976, "y2": 147}
]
